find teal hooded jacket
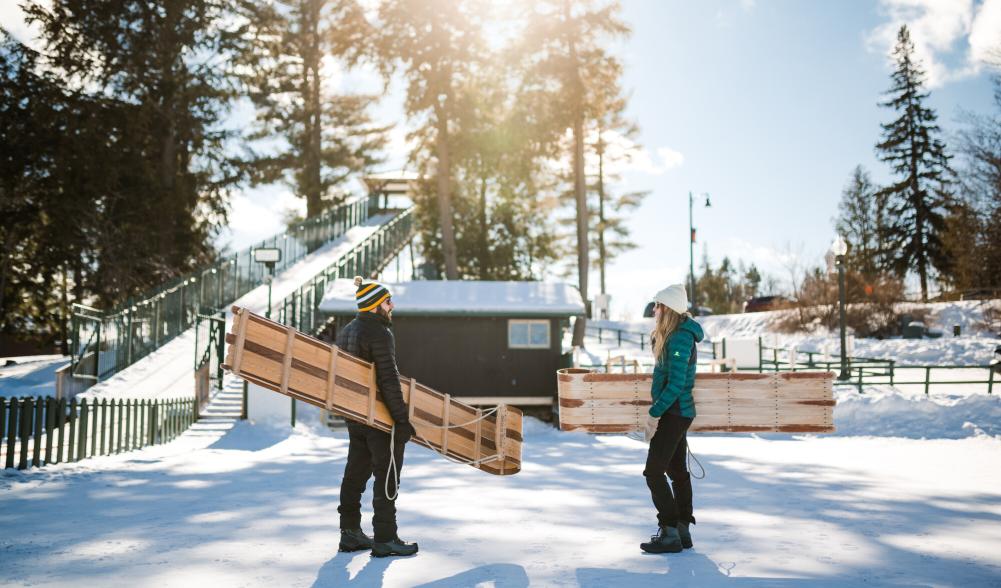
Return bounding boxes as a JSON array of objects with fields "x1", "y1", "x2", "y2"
[{"x1": 649, "y1": 317, "x2": 705, "y2": 418}]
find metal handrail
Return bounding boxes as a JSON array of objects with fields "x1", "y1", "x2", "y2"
[
  {"x1": 273, "y1": 208, "x2": 415, "y2": 335},
  {"x1": 70, "y1": 197, "x2": 370, "y2": 384}
]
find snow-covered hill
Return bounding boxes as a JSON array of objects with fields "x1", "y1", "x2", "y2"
[{"x1": 581, "y1": 300, "x2": 1000, "y2": 369}]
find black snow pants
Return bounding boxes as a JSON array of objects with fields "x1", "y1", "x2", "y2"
[
  {"x1": 643, "y1": 412, "x2": 695, "y2": 528},
  {"x1": 338, "y1": 421, "x2": 406, "y2": 542}
]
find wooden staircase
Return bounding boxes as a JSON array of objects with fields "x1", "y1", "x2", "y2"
[{"x1": 198, "y1": 378, "x2": 244, "y2": 421}]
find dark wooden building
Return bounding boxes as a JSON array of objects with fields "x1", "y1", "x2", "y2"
[{"x1": 319, "y1": 280, "x2": 585, "y2": 406}]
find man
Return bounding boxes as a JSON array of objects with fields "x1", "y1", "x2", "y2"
[{"x1": 335, "y1": 276, "x2": 418, "y2": 557}]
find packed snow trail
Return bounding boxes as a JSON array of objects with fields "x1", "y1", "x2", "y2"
[{"x1": 2, "y1": 410, "x2": 1000, "y2": 587}]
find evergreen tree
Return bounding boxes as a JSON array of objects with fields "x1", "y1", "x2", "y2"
[
  {"x1": 589, "y1": 85, "x2": 649, "y2": 295},
  {"x1": 835, "y1": 165, "x2": 884, "y2": 276},
  {"x1": 743, "y1": 264, "x2": 762, "y2": 298},
  {"x1": 237, "y1": 0, "x2": 389, "y2": 218},
  {"x1": 519, "y1": 0, "x2": 629, "y2": 341},
  {"x1": 24, "y1": 0, "x2": 246, "y2": 305},
  {"x1": 0, "y1": 30, "x2": 102, "y2": 344},
  {"x1": 0, "y1": 32, "x2": 48, "y2": 335},
  {"x1": 374, "y1": 0, "x2": 488, "y2": 280},
  {"x1": 409, "y1": 47, "x2": 561, "y2": 280},
  {"x1": 875, "y1": 25, "x2": 954, "y2": 301}
]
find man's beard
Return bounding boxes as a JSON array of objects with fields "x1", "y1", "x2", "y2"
[{"x1": 376, "y1": 306, "x2": 392, "y2": 320}]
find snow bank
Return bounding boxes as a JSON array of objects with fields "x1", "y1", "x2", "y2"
[
  {"x1": 589, "y1": 299, "x2": 1000, "y2": 367},
  {"x1": 833, "y1": 386, "x2": 1001, "y2": 439},
  {"x1": 0, "y1": 356, "x2": 70, "y2": 398}
]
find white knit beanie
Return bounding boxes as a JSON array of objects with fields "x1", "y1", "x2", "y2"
[{"x1": 653, "y1": 284, "x2": 689, "y2": 314}]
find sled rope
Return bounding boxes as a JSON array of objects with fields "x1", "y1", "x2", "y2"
[
  {"x1": 414, "y1": 405, "x2": 503, "y2": 467},
  {"x1": 385, "y1": 425, "x2": 401, "y2": 501},
  {"x1": 384, "y1": 405, "x2": 505, "y2": 500},
  {"x1": 687, "y1": 444, "x2": 705, "y2": 480}
]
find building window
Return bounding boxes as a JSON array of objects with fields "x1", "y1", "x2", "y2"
[{"x1": 508, "y1": 319, "x2": 550, "y2": 349}]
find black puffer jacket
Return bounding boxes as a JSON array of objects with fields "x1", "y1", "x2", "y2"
[{"x1": 335, "y1": 312, "x2": 409, "y2": 425}]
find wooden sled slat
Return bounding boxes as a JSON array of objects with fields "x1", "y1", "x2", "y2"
[
  {"x1": 222, "y1": 306, "x2": 522, "y2": 475},
  {"x1": 556, "y1": 368, "x2": 835, "y2": 434}
]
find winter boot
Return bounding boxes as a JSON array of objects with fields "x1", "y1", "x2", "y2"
[
  {"x1": 338, "y1": 528, "x2": 373, "y2": 552},
  {"x1": 371, "y1": 536, "x2": 419, "y2": 558},
  {"x1": 640, "y1": 525, "x2": 683, "y2": 554},
  {"x1": 677, "y1": 522, "x2": 693, "y2": 549}
]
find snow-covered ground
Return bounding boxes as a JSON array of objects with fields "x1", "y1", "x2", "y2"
[
  {"x1": 3, "y1": 290, "x2": 1000, "y2": 585},
  {"x1": 0, "y1": 356, "x2": 68, "y2": 398},
  {"x1": 2, "y1": 404, "x2": 1001, "y2": 587},
  {"x1": 0, "y1": 213, "x2": 400, "y2": 401}
]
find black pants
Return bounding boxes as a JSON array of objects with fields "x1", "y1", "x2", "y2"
[
  {"x1": 643, "y1": 413, "x2": 694, "y2": 528},
  {"x1": 338, "y1": 422, "x2": 406, "y2": 542}
]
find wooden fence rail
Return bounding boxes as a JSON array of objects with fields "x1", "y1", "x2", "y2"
[{"x1": 0, "y1": 396, "x2": 197, "y2": 471}]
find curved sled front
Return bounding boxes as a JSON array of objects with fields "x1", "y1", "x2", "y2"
[
  {"x1": 222, "y1": 306, "x2": 522, "y2": 475},
  {"x1": 557, "y1": 368, "x2": 834, "y2": 434}
]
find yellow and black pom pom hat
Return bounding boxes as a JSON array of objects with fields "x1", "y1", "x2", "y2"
[{"x1": 354, "y1": 276, "x2": 392, "y2": 312}]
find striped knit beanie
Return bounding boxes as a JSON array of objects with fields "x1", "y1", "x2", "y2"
[{"x1": 354, "y1": 276, "x2": 391, "y2": 312}]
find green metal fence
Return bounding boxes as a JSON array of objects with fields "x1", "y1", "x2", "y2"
[
  {"x1": 1, "y1": 395, "x2": 197, "y2": 470},
  {"x1": 70, "y1": 198, "x2": 369, "y2": 384},
  {"x1": 273, "y1": 208, "x2": 415, "y2": 335},
  {"x1": 582, "y1": 327, "x2": 997, "y2": 394}
]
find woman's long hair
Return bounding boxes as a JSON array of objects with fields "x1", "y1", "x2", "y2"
[{"x1": 651, "y1": 305, "x2": 691, "y2": 363}]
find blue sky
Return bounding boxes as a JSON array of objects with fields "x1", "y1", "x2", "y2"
[
  {"x1": 605, "y1": 0, "x2": 1000, "y2": 318},
  {"x1": 5, "y1": 0, "x2": 999, "y2": 319}
]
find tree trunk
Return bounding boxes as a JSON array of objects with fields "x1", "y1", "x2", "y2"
[
  {"x1": 433, "y1": 100, "x2": 459, "y2": 280},
  {"x1": 597, "y1": 131, "x2": 607, "y2": 295},
  {"x1": 478, "y1": 174, "x2": 489, "y2": 278},
  {"x1": 303, "y1": 0, "x2": 323, "y2": 218},
  {"x1": 569, "y1": 29, "x2": 588, "y2": 345},
  {"x1": 160, "y1": 2, "x2": 180, "y2": 266},
  {"x1": 61, "y1": 264, "x2": 69, "y2": 355},
  {"x1": 0, "y1": 234, "x2": 9, "y2": 331}
]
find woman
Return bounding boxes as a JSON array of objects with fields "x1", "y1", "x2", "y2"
[{"x1": 640, "y1": 283, "x2": 704, "y2": 554}]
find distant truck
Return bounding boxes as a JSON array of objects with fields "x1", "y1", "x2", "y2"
[{"x1": 743, "y1": 295, "x2": 791, "y2": 313}]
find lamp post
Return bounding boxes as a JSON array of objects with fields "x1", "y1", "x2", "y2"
[
  {"x1": 253, "y1": 247, "x2": 284, "y2": 422},
  {"x1": 689, "y1": 192, "x2": 711, "y2": 313},
  {"x1": 830, "y1": 235, "x2": 850, "y2": 381},
  {"x1": 253, "y1": 248, "x2": 282, "y2": 319}
]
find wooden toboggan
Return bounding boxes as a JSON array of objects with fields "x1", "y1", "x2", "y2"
[
  {"x1": 557, "y1": 369, "x2": 835, "y2": 434},
  {"x1": 222, "y1": 307, "x2": 523, "y2": 475}
]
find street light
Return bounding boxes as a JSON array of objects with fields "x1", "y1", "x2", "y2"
[
  {"x1": 689, "y1": 192, "x2": 711, "y2": 314},
  {"x1": 254, "y1": 248, "x2": 282, "y2": 319},
  {"x1": 830, "y1": 235, "x2": 850, "y2": 381}
]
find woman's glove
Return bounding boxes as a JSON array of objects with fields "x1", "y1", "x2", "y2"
[{"x1": 644, "y1": 414, "x2": 660, "y2": 442}]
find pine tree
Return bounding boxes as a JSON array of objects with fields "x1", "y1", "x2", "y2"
[
  {"x1": 374, "y1": 0, "x2": 488, "y2": 280},
  {"x1": 237, "y1": 0, "x2": 389, "y2": 218},
  {"x1": 409, "y1": 52, "x2": 561, "y2": 280},
  {"x1": 23, "y1": 0, "x2": 246, "y2": 305},
  {"x1": 875, "y1": 25, "x2": 954, "y2": 301},
  {"x1": 519, "y1": 0, "x2": 629, "y2": 341},
  {"x1": 835, "y1": 165, "x2": 884, "y2": 276},
  {"x1": 589, "y1": 105, "x2": 648, "y2": 295},
  {"x1": 0, "y1": 30, "x2": 103, "y2": 344}
]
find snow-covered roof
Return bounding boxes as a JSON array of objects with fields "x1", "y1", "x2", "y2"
[{"x1": 319, "y1": 279, "x2": 586, "y2": 317}]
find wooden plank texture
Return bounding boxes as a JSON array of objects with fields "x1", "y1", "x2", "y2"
[
  {"x1": 222, "y1": 306, "x2": 522, "y2": 475},
  {"x1": 556, "y1": 368, "x2": 835, "y2": 434}
]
